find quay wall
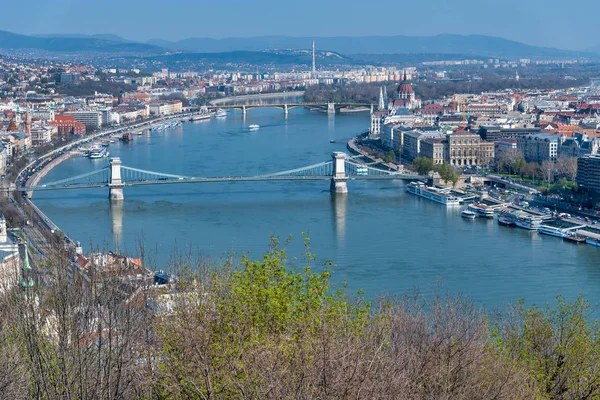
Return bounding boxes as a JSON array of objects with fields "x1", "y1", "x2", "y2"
[{"x1": 27, "y1": 151, "x2": 78, "y2": 193}]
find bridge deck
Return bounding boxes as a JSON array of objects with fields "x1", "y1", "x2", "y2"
[{"x1": 24, "y1": 174, "x2": 423, "y2": 192}]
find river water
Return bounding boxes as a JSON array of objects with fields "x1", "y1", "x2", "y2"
[{"x1": 34, "y1": 107, "x2": 600, "y2": 309}]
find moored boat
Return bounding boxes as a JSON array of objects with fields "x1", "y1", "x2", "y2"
[
  {"x1": 461, "y1": 209, "x2": 477, "y2": 219},
  {"x1": 121, "y1": 132, "x2": 133, "y2": 142},
  {"x1": 515, "y1": 215, "x2": 542, "y2": 230},
  {"x1": 498, "y1": 213, "x2": 516, "y2": 226},
  {"x1": 538, "y1": 225, "x2": 566, "y2": 238},
  {"x1": 190, "y1": 114, "x2": 211, "y2": 121},
  {"x1": 563, "y1": 233, "x2": 586, "y2": 244},
  {"x1": 468, "y1": 203, "x2": 495, "y2": 218},
  {"x1": 406, "y1": 181, "x2": 461, "y2": 207}
]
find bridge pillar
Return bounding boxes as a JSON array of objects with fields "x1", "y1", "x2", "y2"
[
  {"x1": 242, "y1": 105, "x2": 247, "y2": 116},
  {"x1": 327, "y1": 102, "x2": 336, "y2": 115},
  {"x1": 109, "y1": 157, "x2": 124, "y2": 201},
  {"x1": 284, "y1": 103, "x2": 288, "y2": 116},
  {"x1": 330, "y1": 152, "x2": 348, "y2": 194}
]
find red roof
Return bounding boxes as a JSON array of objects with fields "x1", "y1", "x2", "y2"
[{"x1": 398, "y1": 82, "x2": 414, "y2": 95}]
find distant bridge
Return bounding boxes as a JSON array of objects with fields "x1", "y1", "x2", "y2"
[
  {"x1": 202, "y1": 102, "x2": 373, "y2": 116},
  {"x1": 23, "y1": 152, "x2": 425, "y2": 200}
]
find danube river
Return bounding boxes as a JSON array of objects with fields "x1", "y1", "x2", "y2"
[{"x1": 34, "y1": 107, "x2": 600, "y2": 309}]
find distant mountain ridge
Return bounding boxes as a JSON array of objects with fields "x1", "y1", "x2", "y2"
[
  {"x1": 1, "y1": 30, "x2": 598, "y2": 59},
  {"x1": 147, "y1": 34, "x2": 596, "y2": 59},
  {"x1": 147, "y1": 49, "x2": 355, "y2": 69},
  {"x1": 0, "y1": 30, "x2": 163, "y2": 54},
  {"x1": 33, "y1": 33, "x2": 133, "y2": 42}
]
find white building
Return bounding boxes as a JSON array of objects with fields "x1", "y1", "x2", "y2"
[
  {"x1": 149, "y1": 101, "x2": 183, "y2": 116},
  {"x1": 0, "y1": 216, "x2": 21, "y2": 294},
  {"x1": 64, "y1": 111, "x2": 102, "y2": 131},
  {"x1": 30, "y1": 123, "x2": 55, "y2": 146},
  {"x1": 0, "y1": 145, "x2": 7, "y2": 175}
]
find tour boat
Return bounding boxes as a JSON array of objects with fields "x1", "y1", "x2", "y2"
[
  {"x1": 497, "y1": 213, "x2": 516, "y2": 226},
  {"x1": 190, "y1": 114, "x2": 211, "y2": 121},
  {"x1": 215, "y1": 109, "x2": 227, "y2": 118},
  {"x1": 563, "y1": 233, "x2": 586, "y2": 244},
  {"x1": 515, "y1": 215, "x2": 542, "y2": 230},
  {"x1": 538, "y1": 225, "x2": 566, "y2": 238},
  {"x1": 88, "y1": 148, "x2": 108, "y2": 159},
  {"x1": 248, "y1": 124, "x2": 260, "y2": 131},
  {"x1": 461, "y1": 210, "x2": 477, "y2": 219},
  {"x1": 468, "y1": 203, "x2": 495, "y2": 218},
  {"x1": 406, "y1": 181, "x2": 461, "y2": 207},
  {"x1": 121, "y1": 132, "x2": 133, "y2": 142},
  {"x1": 586, "y1": 237, "x2": 600, "y2": 247}
]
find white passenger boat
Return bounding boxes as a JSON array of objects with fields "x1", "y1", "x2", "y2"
[
  {"x1": 468, "y1": 203, "x2": 495, "y2": 218},
  {"x1": 515, "y1": 215, "x2": 542, "y2": 230},
  {"x1": 461, "y1": 210, "x2": 477, "y2": 219},
  {"x1": 89, "y1": 148, "x2": 108, "y2": 159},
  {"x1": 191, "y1": 114, "x2": 211, "y2": 121},
  {"x1": 406, "y1": 181, "x2": 461, "y2": 206},
  {"x1": 215, "y1": 109, "x2": 227, "y2": 118},
  {"x1": 538, "y1": 225, "x2": 566, "y2": 238},
  {"x1": 248, "y1": 124, "x2": 260, "y2": 131}
]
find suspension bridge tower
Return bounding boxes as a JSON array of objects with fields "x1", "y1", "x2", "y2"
[
  {"x1": 330, "y1": 152, "x2": 348, "y2": 194},
  {"x1": 109, "y1": 158, "x2": 124, "y2": 201}
]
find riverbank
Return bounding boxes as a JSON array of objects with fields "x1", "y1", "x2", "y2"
[
  {"x1": 347, "y1": 134, "x2": 404, "y2": 172},
  {"x1": 210, "y1": 91, "x2": 305, "y2": 105},
  {"x1": 15, "y1": 113, "x2": 194, "y2": 248}
]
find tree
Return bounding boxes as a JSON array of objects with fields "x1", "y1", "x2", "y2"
[
  {"x1": 436, "y1": 162, "x2": 460, "y2": 186},
  {"x1": 556, "y1": 156, "x2": 577, "y2": 182},
  {"x1": 497, "y1": 148, "x2": 525, "y2": 176},
  {"x1": 413, "y1": 157, "x2": 436, "y2": 175},
  {"x1": 523, "y1": 162, "x2": 541, "y2": 184},
  {"x1": 493, "y1": 296, "x2": 600, "y2": 400},
  {"x1": 384, "y1": 150, "x2": 396, "y2": 163},
  {"x1": 540, "y1": 160, "x2": 556, "y2": 188}
]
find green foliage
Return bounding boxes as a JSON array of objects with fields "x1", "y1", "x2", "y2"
[
  {"x1": 156, "y1": 236, "x2": 370, "y2": 398},
  {"x1": 384, "y1": 149, "x2": 396, "y2": 163},
  {"x1": 413, "y1": 156, "x2": 436, "y2": 175},
  {"x1": 435, "y1": 162, "x2": 460, "y2": 186},
  {"x1": 493, "y1": 296, "x2": 600, "y2": 399}
]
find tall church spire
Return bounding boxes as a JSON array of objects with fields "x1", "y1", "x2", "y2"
[
  {"x1": 378, "y1": 87, "x2": 385, "y2": 110},
  {"x1": 383, "y1": 86, "x2": 388, "y2": 108}
]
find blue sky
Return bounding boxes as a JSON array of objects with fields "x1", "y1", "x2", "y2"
[{"x1": 3, "y1": 0, "x2": 600, "y2": 50}]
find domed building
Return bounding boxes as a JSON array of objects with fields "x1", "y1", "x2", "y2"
[{"x1": 391, "y1": 71, "x2": 421, "y2": 112}]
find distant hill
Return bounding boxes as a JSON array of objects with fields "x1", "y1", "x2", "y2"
[
  {"x1": 4, "y1": 30, "x2": 597, "y2": 60},
  {"x1": 0, "y1": 30, "x2": 163, "y2": 54},
  {"x1": 149, "y1": 34, "x2": 596, "y2": 59},
  {"x1": 585, "y1": 44, "x2": 600, "y2": 54},
  {"x1": 147, "y1": 50, "x2": 355, "y2": 69},
  {"x1": 34, "y1": 33, "x2": 132, "y2": 42}
]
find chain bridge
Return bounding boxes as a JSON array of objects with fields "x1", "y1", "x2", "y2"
[{"x1": 23, "y1": 152, "x2": 425, "y2": 200}]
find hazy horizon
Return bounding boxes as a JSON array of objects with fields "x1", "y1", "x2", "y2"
[{"x1": 4, "y1": 0, "x2": 600, "y2": 51}]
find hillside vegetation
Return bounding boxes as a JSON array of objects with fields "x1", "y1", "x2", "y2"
[{"x1": 1, "y1": 236, "x2": 599, "y2": 399}]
